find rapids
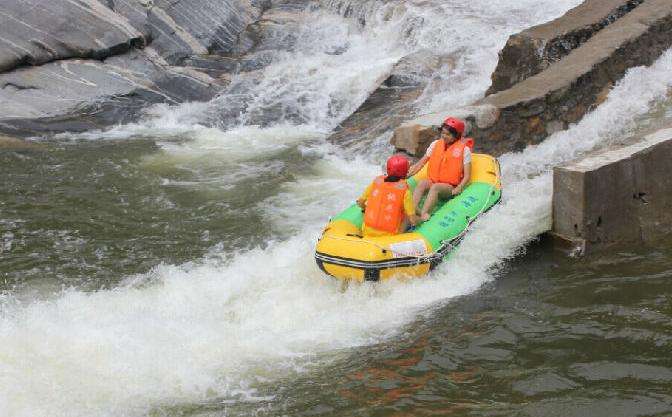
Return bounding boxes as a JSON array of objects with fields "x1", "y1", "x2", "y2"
[{"x1": 2, "y1": 0, "x2": 672, "y2": 416}]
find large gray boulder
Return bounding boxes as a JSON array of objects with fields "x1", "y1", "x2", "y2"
[
  {"x1": 0, "y1": 0, "x2": 266, "y2": 72},
  {"x1": 0, "y1": 0, "x2": 270, "y2": 134},
  {"x1": 0, "y1": 0, "x2": 144, "y2": 73},
  {"x1": 0, "y1": 48, "x2": 224, "y2": 134},
  {"x1": 328, "y1": 49, "x2": 456, "y2": 150},
  {"x1": 147, "y1": 0, "x2": 266, "y2": 60}
]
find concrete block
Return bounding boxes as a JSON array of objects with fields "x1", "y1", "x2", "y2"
[
  {"x1": 391, "y1": 124, "x2": 438, "y2": 156},
  {"x1": 551, "y1": 127, "x2": 672, "y2": 253}
]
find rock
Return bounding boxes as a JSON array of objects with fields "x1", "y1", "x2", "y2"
[
  {"x1": 175, "y1": 55, "x2": 239, "y2": 78},
  {"x1": 551, "y1": 126, "x2": 672, "y2": 254},
  {"x1": 329, "y1": 84, "x2": 425, "y2": 150},
  {"x1": 150, "y1": 0, "x2": 264, "y2": 58},
  {"x1": 329, "y1": 50, "x2": 455, "y2": 150},
  {"x1": 0, "y1": 0, "x2": 144, "y2": 73},
  {"x1": 233, "y1": 8, "x2": 303, "y2": 56},
  {"x1": 392, "y1": 0, "x2": 672, "y2": 156},
  {"x1": 223, "y1": 4, "x2": 310, "y2": 73},
  {"x1": 0, "y1": 0, "x2": 275, "y2": 134},
  {"x1": 0, "y1": 0, "x2": 273, "y2": 134},
  {"x1": 487, "y1": 0, "x2": 644, "y2": 95},
  {"x1": 0, "y1": 48, "x2": 226, "y2": 134},
  {"x1": 480, "y1": 0, "x2": 672, "y2": 153},
  {"x1": 390, "y1": 104, "x2": 500, "y2": 156},
  {"x1": 384, "y1": 50, "x2": 455, "y2": 88},
  {"x1": 102, "y1": 0, "x2": 267, "y2": 61},
  {"x1": 390, "y1": 123, "x2": 437, "y2": 156},
  {"x1": 145, "y1": 5, "x2": 209, "y2": 60}
]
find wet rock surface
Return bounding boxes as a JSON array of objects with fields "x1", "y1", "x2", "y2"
[
  {"x1": 0, "y1": 49, "x2": 224, "y2": 135},
  {"x1": 0, "y1": 0, "x2": 144, "y2": 73},
  {"x1": 329, "y1": 51, "x2": 455, "y2": 151},
  {"x1": 0, "y1": 0, "x2": 270, "y2": 135}
]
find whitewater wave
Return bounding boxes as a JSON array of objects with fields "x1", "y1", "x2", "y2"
[
  {"x1": 4, "y1": 48, "x2": 671, "y2": 414},
  {"x1": 9, "y1": 3, "x2": 672, "y2": 417}
]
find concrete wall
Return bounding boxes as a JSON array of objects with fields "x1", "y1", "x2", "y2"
[{"x1": 551, "y1": 127, "x2": 672, "y2": 254}]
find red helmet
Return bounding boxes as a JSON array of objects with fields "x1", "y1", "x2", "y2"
[
  {"x1": 442, "y1": 117, "x2": 465, "y2": 138},
  {"x1": 386, "y1": 154, "x2": 409, "y2": 178}
]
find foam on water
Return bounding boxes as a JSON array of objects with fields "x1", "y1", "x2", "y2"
[
  {"x1": 145, "y1": 124, "x2": 323, "y2": 167},
  {"x1": 8, "y1": 2, "x2": 672, "y2": 417},
  {"x1": 5, "y1": 50, "x2": 671, "y2": 414}
]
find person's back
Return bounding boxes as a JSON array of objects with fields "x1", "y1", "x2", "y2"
[{"x1": 357, "y1": 155, "x2": 418, "y2": 236}]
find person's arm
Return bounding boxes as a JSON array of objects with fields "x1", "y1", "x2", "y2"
[
  {"x1": 408, "y1": 155, "x2": 429, "y2": 176},
  {"x1": 357, "y1": 182, "x2": 373, "y2": 209},
  {"x1": 402, "y1": 189, "x2": 419, "y2": 225},
  {"x1": 408, "y1": 141, "x2": 436, "y2": 176},
  {"x1": 452, "y1": 161, "x2": 471, "y2": 195}
]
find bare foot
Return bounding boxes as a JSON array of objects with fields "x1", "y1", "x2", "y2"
[{"x1": 420, "y1": 212, "x2": 430, "y2": 222}]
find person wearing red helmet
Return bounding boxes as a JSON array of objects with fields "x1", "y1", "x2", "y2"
[
  {"x1": 408, "y1": 116, "x2": 473, "y2": 222},
  {"x1": 357, "y1": 154, "x2": 419, "y2": 236}
]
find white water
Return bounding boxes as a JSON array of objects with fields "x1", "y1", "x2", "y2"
[{"x1": 4, "y1": 1, "x2": 672, "y2": 416}]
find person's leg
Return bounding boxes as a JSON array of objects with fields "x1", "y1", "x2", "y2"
[
  {"x1": 413, "y1": 179, "x2": 431, "y2": 214},
  {"x1": 420, "y1": 183, "x2": 454, "y2": 221}
]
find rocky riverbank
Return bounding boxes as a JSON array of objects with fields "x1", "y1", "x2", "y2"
[
  {"x1": 0, "y1": 0, "x2": 324, "y2": 135},
  {"x1": 391, "y1": 0, "x2": 672, "y2": 156},
  {"x1": 3, "y1": 0, "x2": 671, "y2": 155}
]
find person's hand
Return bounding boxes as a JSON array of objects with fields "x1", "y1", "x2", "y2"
[
  {"x1": 409, "y1": 214, "x2": 419, "y2": 226},
  {"x1": 408, "y1": 164, "x2": 418, "y2": 176},
  {"x1": 451, "y1": 186, "x2": 462, "y2": 196},
  {"x1": 357, "y1": 198, "x2": 366, "y2": 210}
]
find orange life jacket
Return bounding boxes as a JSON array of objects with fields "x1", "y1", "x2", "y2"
[
  {"x1": 427, "y1": 138, "x2": 474, "y2": 185},
  {"x1": 364, "y1": 176, "x2": 408, "y2": 234}
]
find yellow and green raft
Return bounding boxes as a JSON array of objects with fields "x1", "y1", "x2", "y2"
[{"x1": 315, "y1": 153, "x2": 502, "y2": 282}]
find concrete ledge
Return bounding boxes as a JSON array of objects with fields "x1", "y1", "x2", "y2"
[
  {"x1": 392, "y1": 0, "x2": 672, "y2": 157},
  {"x1": 487, "y1": 0, "x2": 644, "y2": 94},
  {"x1": 551, "y1": 127, "x2": 672, "y2": 254}
]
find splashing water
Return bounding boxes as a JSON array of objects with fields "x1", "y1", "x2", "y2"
[{"x1": 6, "y1": 2, "x2": 672, "y2": 417}]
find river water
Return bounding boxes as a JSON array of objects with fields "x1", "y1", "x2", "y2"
[{"x1": 1, "y1": 0, "x2": 672, "y2": 416}]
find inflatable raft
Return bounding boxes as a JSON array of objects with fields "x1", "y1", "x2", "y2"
[{"x1": 315, "y1": 153, "x2": 502, "y2": 282}]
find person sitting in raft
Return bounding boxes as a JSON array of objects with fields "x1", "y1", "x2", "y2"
[
  {"x1": 408, "y1": 116, "x2": 473, "y2": 222},
  {"x1": 356, "y1": 155, "x2": 419, "y2": 237}
]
